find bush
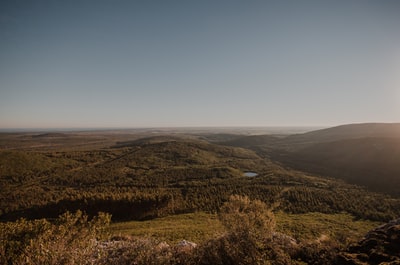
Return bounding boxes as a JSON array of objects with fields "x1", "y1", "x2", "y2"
[
  {"x1": 194, "y1": 195, "x2": 292, "y2": 265},
  {"x1": 0, "y1": 211, "x2": 111, "y2": 265},
  {"x1": 219, "y1": 195, "x2": 276, "y2": 240},
  {"x1": 293, "y1": 239, "x2": 341, "y2": 265}
]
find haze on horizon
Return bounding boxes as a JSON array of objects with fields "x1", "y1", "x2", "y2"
[{"x1": 0, "y1": 0, "x2": 399, "y2": 129}]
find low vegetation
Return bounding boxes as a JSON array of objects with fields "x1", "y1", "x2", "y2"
[
  {"x1": 0, "y1": 211, "x2": 111, "y2": 265},
  {"x1": 1, "y1": 126, "x2": 400, "y2": 264},
  {"x1": 110, "y1": 212, "x2": 224, "y2": 244},
  {"x1": 2, "y1": 196, "x2": 362, "y2": 265}
]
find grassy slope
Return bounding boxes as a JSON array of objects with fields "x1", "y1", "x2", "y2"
[
  {"x1": 110, "y1": 212, "x2": 225, "y2": 244},
  {"x1": 109, "y1": 211, "x2": 380, "y2": 246}
]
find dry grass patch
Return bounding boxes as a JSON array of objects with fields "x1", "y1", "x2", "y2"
[{"x1": 110, "y1": 212, "x2": 225, "y2": 244}]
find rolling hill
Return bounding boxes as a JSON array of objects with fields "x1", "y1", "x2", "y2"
[{"x1": 2, "y1": 131, "x2": 400, "y2": 223}]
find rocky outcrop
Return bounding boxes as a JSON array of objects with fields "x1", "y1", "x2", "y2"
[{"x1": 338, "y1": 218, "x2": 400, "y2": 264}]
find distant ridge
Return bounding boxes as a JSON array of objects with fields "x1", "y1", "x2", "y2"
[
  {"x1": 220, "y1": 134, "x2": 280, "y2": 149},
  {"x1": 32, "y1": 133, "x2": 70, "y2": 138},
  {"x1": 271, "y1": 123, "x2": 400, "y2": 196},
  {"x1": 220, "y1": 123, "x2": 400, "y2": 150},
  {"x1": 286, "y1": 123, "x2": 400, "y2": 144},
  {"x1": 113, "y1": 135, "x2": 195, "y2": 148}
]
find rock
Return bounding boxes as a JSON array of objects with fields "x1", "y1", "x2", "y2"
[
  {"x1": 338, "y1": 218, "x2": 400, "y2": 264},
  {"x1": 336, "y1": 254, "x2": 364, "y2": 265},
  {"x1": 272, "y1": 232, "x2": 298, "y2": 249},
  {"x1": 177, "y1": 240, "x2": 197, "y2": 248},
  {"x1": 176, "y1": 240, "x2": 197, "y2": 252},
  {"x1": 157, "y1": 241, "x2": 170, "y2": 250}
]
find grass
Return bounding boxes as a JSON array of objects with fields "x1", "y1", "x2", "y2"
[
  {"x1": 110, "y1": 212, "x2": 225, "y2": 244},
  {"x1": 275, "y1": 211, "x2": 381, "y2": 244},
  {"x1": 110, "y1": 211, "x2": 381, "y2": 245}
]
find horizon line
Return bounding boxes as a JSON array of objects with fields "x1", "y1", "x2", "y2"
[
  {"x1": 1, "y1": 122, "x2": 400, "y2": 133},
  {"x1": 0, "y1": 125, "x2": 330, "y2": 133}
]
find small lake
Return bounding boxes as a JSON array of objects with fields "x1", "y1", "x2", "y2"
[{"x1": 243, "y1": 171, "x2": 258, "y2": 177}]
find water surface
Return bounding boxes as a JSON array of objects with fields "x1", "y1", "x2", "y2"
[{"x1": 243, "y1": 172, "x2": 258, "y2": 177}]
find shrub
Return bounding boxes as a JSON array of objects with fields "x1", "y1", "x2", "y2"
[
  {"x1": 194, "y1": 195, "x2": 293, "y2": 265},
  {"x1": 219, "y1": 195, "x2": 276, "y2": 240},
  {"x1": 293, "y1": 239, "x2": 341, "y2": 265},
  {"x1": 0, "y1": 211, "x2": 111, "y2": 265}
]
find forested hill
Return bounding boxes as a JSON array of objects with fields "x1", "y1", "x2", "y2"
[{"x1": 2, "y1": 131, "x2": 400, "y2": 222}]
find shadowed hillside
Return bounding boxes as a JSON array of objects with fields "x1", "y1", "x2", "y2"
[
  {"x1": 221, "y1": 123, "x2": 400, "y2": 149},
  {"x1": 221, "y1": 123, "x2": 400, "y2": 196},
  {"x1": 271, "y1": 137, "x2": 400, "y2": 195}
]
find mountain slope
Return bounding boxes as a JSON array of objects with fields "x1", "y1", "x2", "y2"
[
  {"x1": 219, "y1": 123, "x2": 400, "y2": 196},
  {"x1": 271, "y1": 137, "x2": 400, "y2": 195},
  {"x1": 263, "y1": 123, "x2": 400, "y2": 196}
]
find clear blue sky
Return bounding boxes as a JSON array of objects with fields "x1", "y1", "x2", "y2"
[{"x1": 1, "y1": 0, "x2": 399, "y2": 128}]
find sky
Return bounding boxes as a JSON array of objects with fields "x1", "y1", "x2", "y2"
[{"x1": 0, "y1": 0, "x2": 399, "y2": 129}]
